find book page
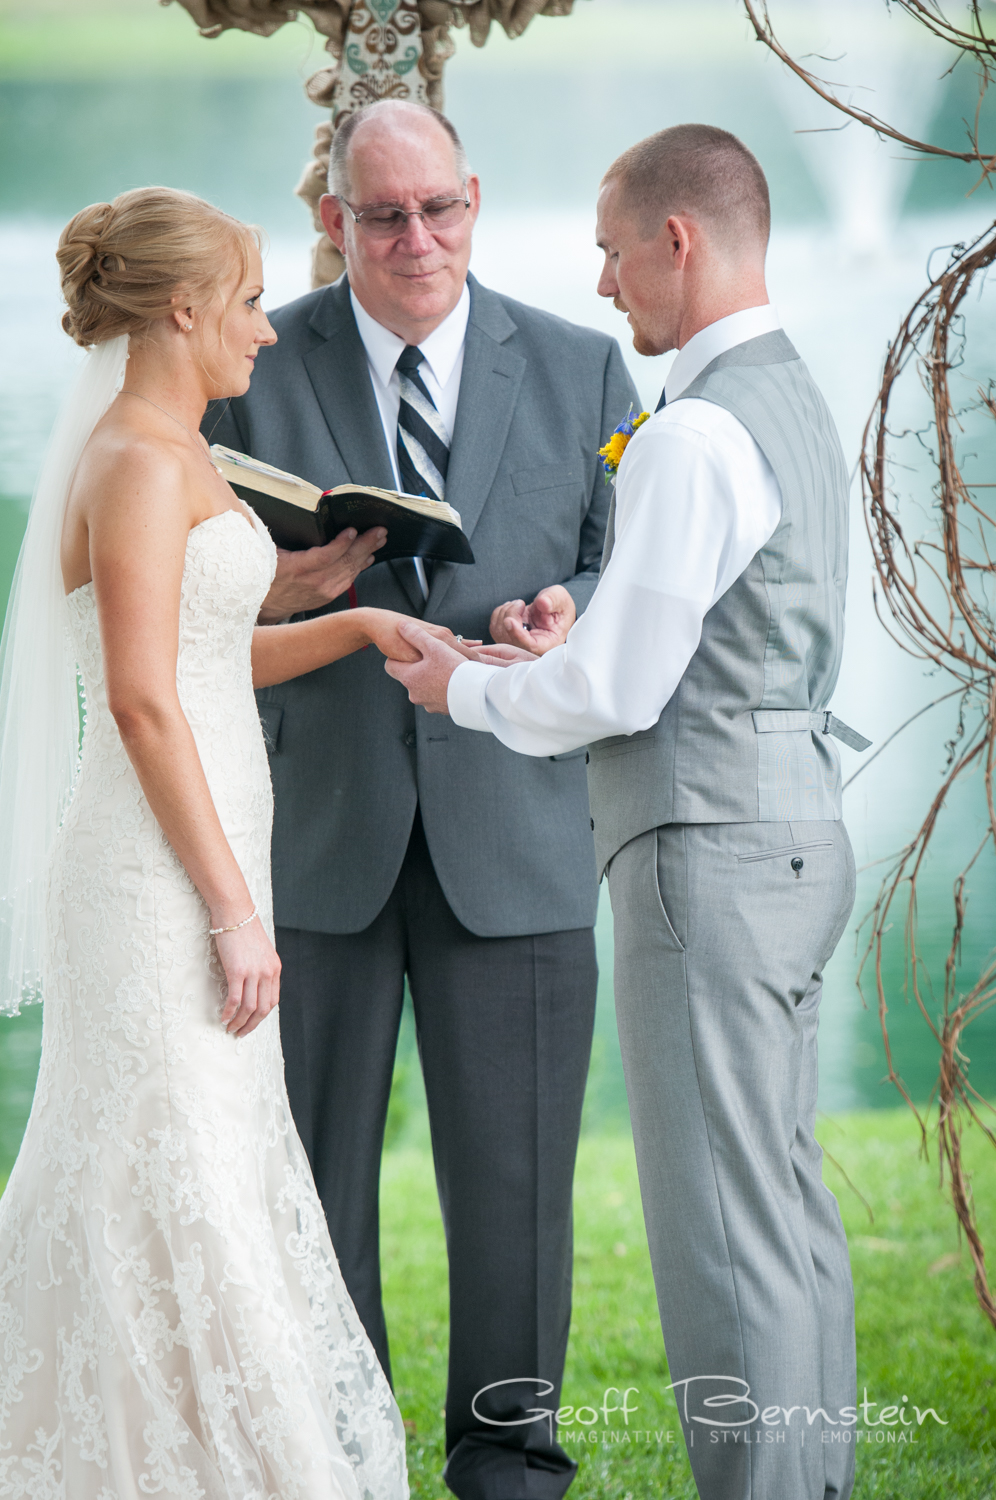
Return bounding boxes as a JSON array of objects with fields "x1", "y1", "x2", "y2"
[
  {"x1": 328, "y1": 484, "x2": 462, "y2": 530},
  {"x1": 211, "y1": 447, "x2": 324, "y2": 512},
  {"x1": 211, "y1": 445, "x2": 463, "y2": 530}
]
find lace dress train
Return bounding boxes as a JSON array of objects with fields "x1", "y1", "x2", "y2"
[{"x1": 0, "y1": 511, "x2": 408, "y2": 1500}]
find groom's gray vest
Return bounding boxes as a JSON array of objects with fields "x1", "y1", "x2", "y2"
[{"x1": 587, "y1": 330, "x2": 857, "y2": 874}]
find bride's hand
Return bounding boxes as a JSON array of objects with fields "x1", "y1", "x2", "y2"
[
  {"x1": 364, "y1": 610, "x2": 480, "y2": 661},
  {"x1": 215, "y1": 917, "x2": 281, "y2": 1037},
  {"x1": 420, "y1": 622, "x2": 483, "y2": 656},
  {"x1": 464, "y1": 642, "x2": 537, "y2": 666}
]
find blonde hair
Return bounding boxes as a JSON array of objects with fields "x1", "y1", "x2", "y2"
[{"x1": 57, "y1": 187, "x2": 260, "y2": 348}]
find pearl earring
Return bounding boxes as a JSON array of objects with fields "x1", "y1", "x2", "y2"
[{"x1": 184, "y1": 324, "x2": 192, "y2": 332}]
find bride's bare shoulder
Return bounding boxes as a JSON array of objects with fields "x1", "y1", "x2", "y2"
[{"x1": 71, "y1": 411, "x2": 192, "y2": 521}]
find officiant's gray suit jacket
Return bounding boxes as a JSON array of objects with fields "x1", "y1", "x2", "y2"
[{"x1": 205, "y1": 274, "x2": 637, "y2": 938}]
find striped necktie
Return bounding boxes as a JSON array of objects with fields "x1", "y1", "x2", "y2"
[{"x1": 396, "y1": 345, "x2": 450, "y2": 504}]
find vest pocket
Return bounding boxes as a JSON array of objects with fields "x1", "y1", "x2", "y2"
[
  {"x1": 589, "y1": 733, "x2": 655, "y2": 759},
  {"x1": 737, "y1": 839, "x2": 833, "y2": 864}
]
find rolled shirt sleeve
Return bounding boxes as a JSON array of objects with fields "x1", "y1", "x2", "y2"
[{"x1": 447, "y1": 400, "x2": 783, "y2": 757}]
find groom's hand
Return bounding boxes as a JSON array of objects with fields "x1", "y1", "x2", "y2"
[
  {"x1": 258, "y1": 526, "x2": 387, "y2": 623},
  {"x1": 384, "y1": 622, "x2": 465, "y2": 713},
  {"x1": 490, "y1": 584, "x2": 576, "y2": 655}
]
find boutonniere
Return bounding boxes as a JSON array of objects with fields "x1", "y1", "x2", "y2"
[{"x1": 598, "y1": 405, "x2": 650, "y2": 482}]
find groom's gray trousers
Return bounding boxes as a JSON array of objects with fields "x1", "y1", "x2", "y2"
[{"x1": 607, "y1": 819, "x2": 856, "y2": 1500}]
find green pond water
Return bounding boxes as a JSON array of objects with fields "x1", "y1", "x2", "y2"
[{"x1": 1, "y1": 2, "x2": 995, "y2": 1172}]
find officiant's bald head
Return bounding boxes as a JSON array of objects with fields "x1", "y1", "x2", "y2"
[
  {"x1": 603, "y1": 125, "x2": 770, "y2": 257},
  {"x1": 327, "y1": 100, "x2": 471, "y2": 202},
  {"x1": 319, "y1": 100, "x2": 480, "y2": 346}
]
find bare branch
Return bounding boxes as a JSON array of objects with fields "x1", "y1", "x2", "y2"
[
  {"x1": 746, "y1": 0, "x2": 996, "y2": 1330},
  {"x1": 744, "y1": 0, "x2": 996, "y2": 172}
]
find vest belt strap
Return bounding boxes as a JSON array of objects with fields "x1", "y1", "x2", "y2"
[{"x1": 752, "y1": 710, "x2": 872, "y2": 753}]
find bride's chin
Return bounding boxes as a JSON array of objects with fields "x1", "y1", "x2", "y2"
[{"x1": 218, "y1": 371, "x2": 253, "y2": 399}]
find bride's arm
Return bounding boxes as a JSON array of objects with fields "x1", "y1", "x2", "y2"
[
  {"x1": 251, "y1": 608, "x2": 463, "y2": 686},
  {"x1": 82, "y1": 443, "x2": 278, "y2": 1037}
]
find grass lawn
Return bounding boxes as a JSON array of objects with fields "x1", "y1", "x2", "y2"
[
  {"x1": 0, "y1": 1103, "x2": 991, "y2": 1492},
  {"x1": 382, "y1": 1109, "x2": 996, "y2": 1499}
]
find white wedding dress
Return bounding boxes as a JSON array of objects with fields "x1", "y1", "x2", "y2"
[{"x1": 0, "y1": 507, "x2": 408, "y2": 1500}]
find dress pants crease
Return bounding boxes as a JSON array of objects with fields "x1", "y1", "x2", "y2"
[
  {"x1": 607, "y1": 820, "x2": 856, "y2": 1500},
  {"x1": 278, "y1": 807, "x2": 597, "y2": 1500}
]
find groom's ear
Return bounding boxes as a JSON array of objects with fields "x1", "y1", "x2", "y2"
[{"x1": 319, "y1": 195, "x2": 347, "y2": 255}]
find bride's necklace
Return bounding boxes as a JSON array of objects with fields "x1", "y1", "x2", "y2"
[{"x1": 121, "y1": 390, "x2": 224, "y2": 475}]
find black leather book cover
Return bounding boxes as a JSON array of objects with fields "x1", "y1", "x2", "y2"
[{"x1": 230, "y1": 483, "x2": 474, "y2": 564}]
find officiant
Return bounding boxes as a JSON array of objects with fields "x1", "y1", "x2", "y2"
[{"x1": 204, "y1": 99, "x2": 637, "y2": 1500}]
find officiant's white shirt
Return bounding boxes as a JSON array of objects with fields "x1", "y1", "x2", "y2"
[
  {"x1": 351, "y1": 283, "x2": 469, "y2": 597},
  {"x1": 447, "y1": 304, "x2": 785, "y2": 756},
  {"x1": 350, "y1": 283, "x2": 469, "y2": 474}
]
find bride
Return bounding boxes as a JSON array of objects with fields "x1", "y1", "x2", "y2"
[{"x1": 0, "y1": 186, "x2": 445, "y2": 1499}]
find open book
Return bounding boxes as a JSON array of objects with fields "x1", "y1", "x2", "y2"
[{"x1": 210, "y1": 445, "x2": 475, "y2": 565}]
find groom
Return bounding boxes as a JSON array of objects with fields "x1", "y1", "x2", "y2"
[{"x1": 388, "y1": 125, "x2": 865, "y2": 1500}]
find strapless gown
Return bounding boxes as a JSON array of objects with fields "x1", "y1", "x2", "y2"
[{"x1": 0, "y1": 510, "x2": 408, "y2": 1500}]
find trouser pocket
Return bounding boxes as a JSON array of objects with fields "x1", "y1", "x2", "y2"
[
  {"x1": 653, "y1": 827, "x2": 686, "y2": 951},
  {"x1": 737, "y1": 840, "x2": 833, "y2": 864}
]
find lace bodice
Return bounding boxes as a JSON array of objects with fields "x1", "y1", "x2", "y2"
[{"x1": 66, "y1": 508, "x2": 278, "y2": 933}]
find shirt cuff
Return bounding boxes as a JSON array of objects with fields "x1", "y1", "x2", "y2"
[{"x1": 447, "y1": 660, "x2": 501, "y2": 732}]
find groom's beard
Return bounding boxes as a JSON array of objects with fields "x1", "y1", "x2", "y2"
[
  {"x1": 630, "y1": 324, "x2": 662, "y2": 357},
  {"x1": 615, "y1": 298, "x2": 671, "y2": 359},
  {"x1": 629, "y1": 319, "x2": 668, "y2": 358}
]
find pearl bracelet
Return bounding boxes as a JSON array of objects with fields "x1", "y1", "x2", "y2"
[{"x1": 209, "y1": 905, "x2": 258, "y2": 936}]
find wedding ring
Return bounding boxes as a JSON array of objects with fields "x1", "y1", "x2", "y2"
[{"x1": 455, "y1": 635, "x2": 464, "y2": 644}]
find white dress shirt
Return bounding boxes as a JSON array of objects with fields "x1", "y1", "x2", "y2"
[
  {"x1": 447, "y1": 304, "x2": 784, "y2": 756},
  {"x1": 351, "y1": 283, "x2": 469, "y2": 597},
  {"x1": 350, "y1": 283, "x2": 469, "y2": 484}
]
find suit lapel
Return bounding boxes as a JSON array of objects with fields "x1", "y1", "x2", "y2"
[
  {"x1": 301, "y1": 280, "x2": 396, "y2": 493},
  {"x1": 426, "y1": 277, "x2": 524, "y2": 615},
  {"x1": 304, "y1": 282, "x2": 427, "y2": 611},
  {"x1": 389, "y1": 558, "x2": 427, "y2": 614}
]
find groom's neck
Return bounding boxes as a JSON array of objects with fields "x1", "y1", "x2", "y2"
[{"x1": 673, "y1": 265, "x2": 770, "y2": 352}]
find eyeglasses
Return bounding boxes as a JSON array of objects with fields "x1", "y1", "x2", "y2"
[{"x1": 341, "y1": 194, "x2": 471, "y2": 240}]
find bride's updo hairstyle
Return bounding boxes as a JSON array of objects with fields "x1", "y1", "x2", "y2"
[{"x1": 58, "y1": 187, "x2": 258, "y2": 348}]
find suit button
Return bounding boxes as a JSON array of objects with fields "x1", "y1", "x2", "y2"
[
  {"x1": 404, "y1": 731, "x2": 416, "y2": 747},
  {"x1": 585, "y1": 752, "x2": 589, "y2": 764},
  {"x1": 590, "y1": 817, "x2": 595, "y2": 830}
]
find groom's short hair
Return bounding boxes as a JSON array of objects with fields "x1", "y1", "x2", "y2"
[{"x1": 604, "y1": 125, "x2": 770, "y2": 254}]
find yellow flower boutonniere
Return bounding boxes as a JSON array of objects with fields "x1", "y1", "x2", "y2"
[{"x1": 599, "y1": 405, "x2": 650, "y2": 482}]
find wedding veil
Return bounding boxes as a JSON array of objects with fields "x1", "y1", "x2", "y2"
[{"x1": 0, "y1": 334, "x2": 129, "y2": 1015}]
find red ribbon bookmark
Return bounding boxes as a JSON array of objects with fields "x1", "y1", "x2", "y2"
[{"x1": 347, "y1": 582, "x2": 369, "y2": 648}]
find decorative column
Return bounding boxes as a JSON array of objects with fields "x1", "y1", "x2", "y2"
[
  {"x1": 297, "y1": 0, "x2": 435, "y2": 286},
  {"x1": 171, "y1": 0, "x2": 577, "y2": 285}
]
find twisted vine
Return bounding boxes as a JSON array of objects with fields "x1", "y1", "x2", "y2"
[{"x1": 747, "y1": 0, "x2": 996, "y2": 1329}]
